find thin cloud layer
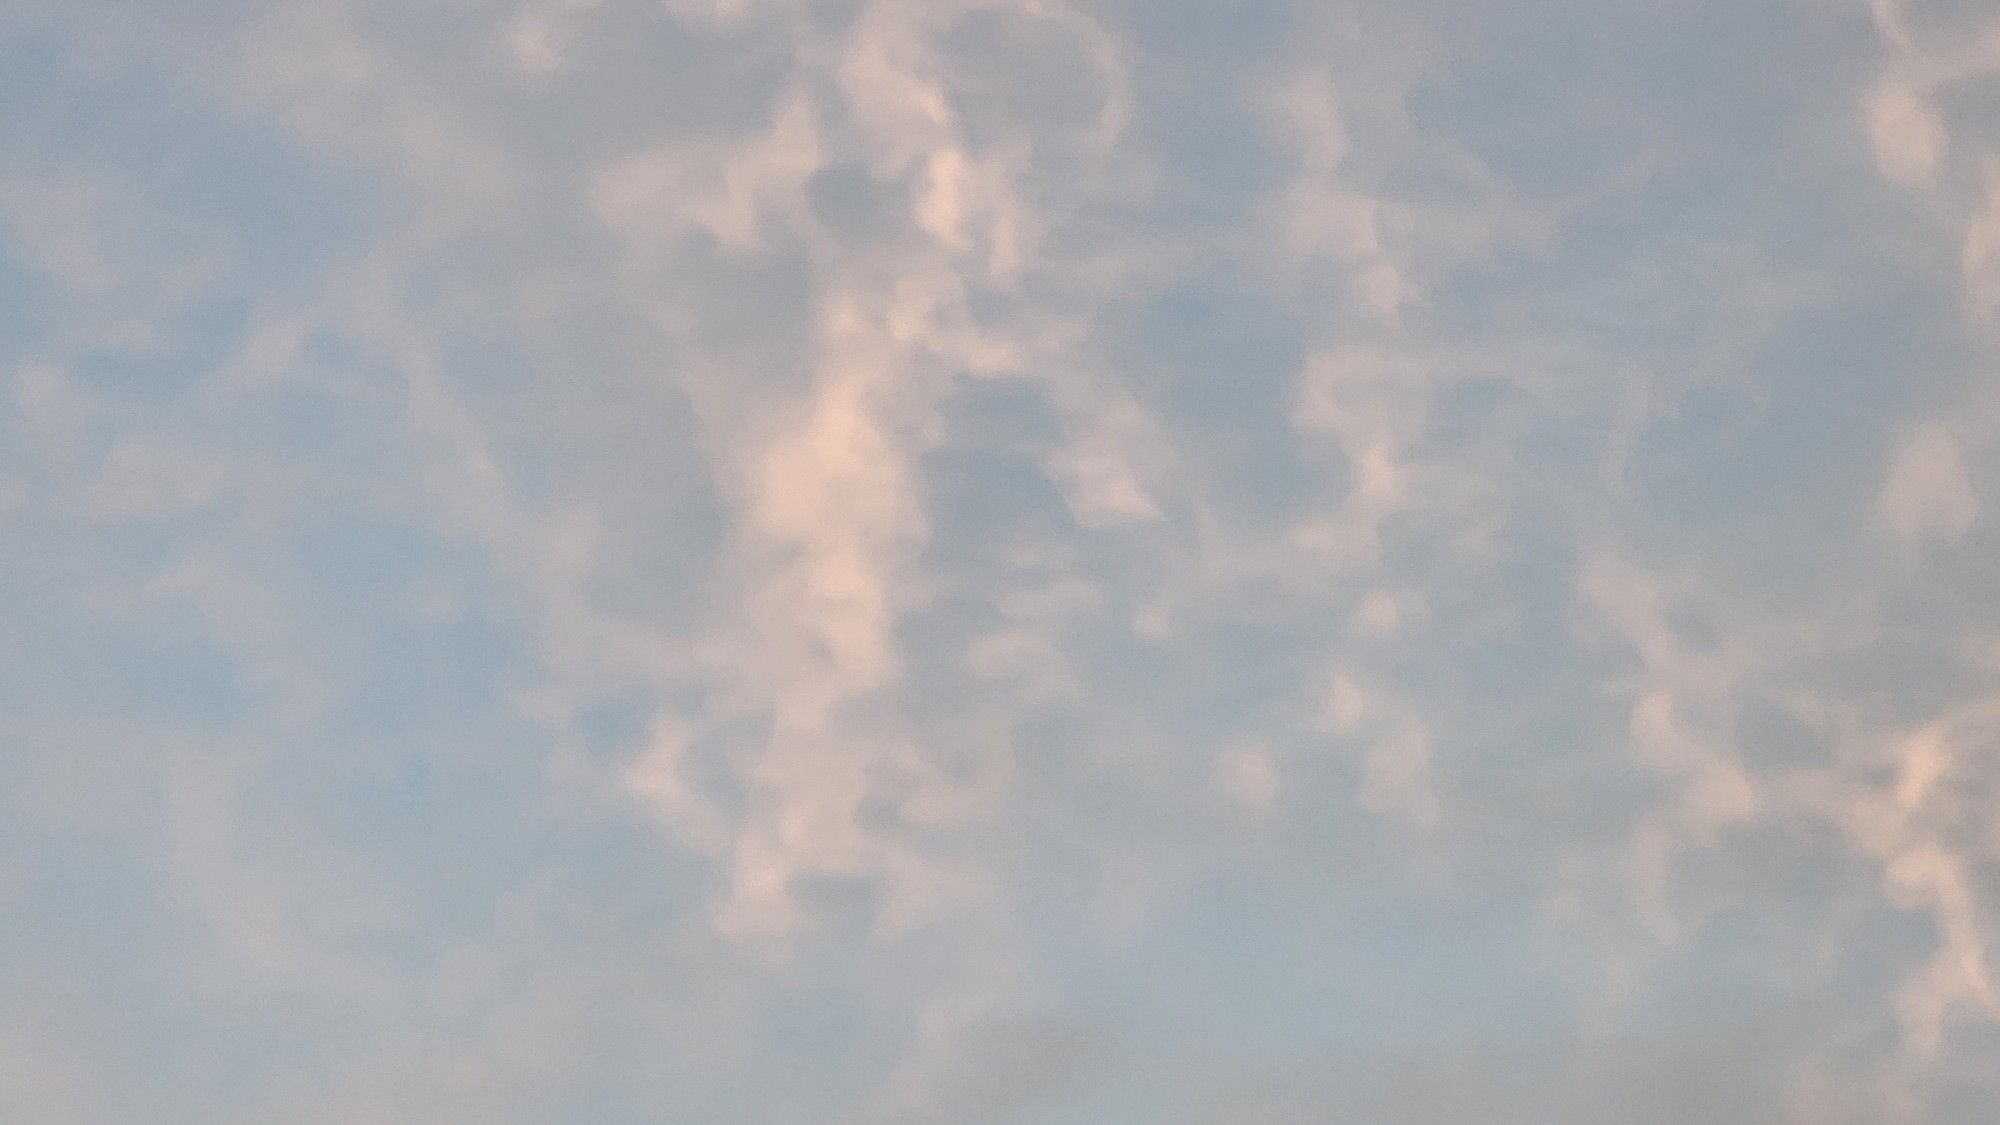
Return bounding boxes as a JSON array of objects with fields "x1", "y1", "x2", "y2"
[{"x1": 4, "y1": 0, "x2": 2000, "y2": 1121}]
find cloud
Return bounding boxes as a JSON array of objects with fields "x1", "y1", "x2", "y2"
[
  {"x1": 7, "y1": 0, "x2": 2000, "y2": 1120},
  {"x1": 1878, "y1": 422, "x2": 1979, "y2": 549},
  {"x1": 1866, "y1": 80, "x2": 1946, "y2": 189}
]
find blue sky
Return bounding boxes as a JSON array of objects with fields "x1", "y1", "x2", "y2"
[{"x1": 5, "y1": 0, "x2": 2000, "y2": 1120}]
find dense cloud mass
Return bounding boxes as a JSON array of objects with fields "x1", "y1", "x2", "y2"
[{"x1": 5, "y1": 0, "x2": 2000, "y2": 1120}]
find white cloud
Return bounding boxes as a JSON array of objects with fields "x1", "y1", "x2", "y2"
[
  {"x1": 1878, "y1": 422, "x2": 1979, "y2": 549},
  {"x1": 1866, "y1": 80, "x2": 1946, "y2": 188},
  {"x1": 9, "y1": 0, "x2": 2000, "y2": 1118},
  {"x1": 1216, "y1": 741, "x2": 1281, "y2": 809}
]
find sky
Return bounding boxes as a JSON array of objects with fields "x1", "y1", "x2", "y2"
[{"x1": 4, "y1": 0, "x2": 2000, "y2": 1121}]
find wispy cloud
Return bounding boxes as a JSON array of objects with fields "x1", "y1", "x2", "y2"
[{"x1": 5, "y1": 0, "x2": 2000, "y2": 1120}]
